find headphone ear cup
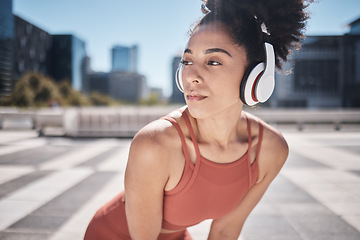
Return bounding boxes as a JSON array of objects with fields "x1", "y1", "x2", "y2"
[
  {"x1": 175, "y1": 65, "x2": 184, "y2": 93},
  {"x1": 240, "y1": 62, "x2": 265, "y2": 106},
  {"x1": 256, "y1": 72, "x2": 275, "y2": 103}
]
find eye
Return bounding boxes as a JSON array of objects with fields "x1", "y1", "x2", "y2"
[
  {"x1": 207, "y1": 60, "x2": 222, "y2": 66},
  {"x1": 181, "y1": 59, "x2": 193, "y2": 66}
]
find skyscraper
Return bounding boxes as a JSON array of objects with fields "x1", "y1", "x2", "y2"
[
  {"x1": 111, "y1": 45, "x2": 138, "y2": 72},
  {"x1": 109, "y1": 71, "x2": 148, "y2": 102},
  {"x1": 12, "y1": 16, "x2": 52, "y2": 81},
  {"x1": 50, "y1": 35, "x2": 87, "y2": 91},
  {"x1": 0, "y1": 0, "x2": 14, "y2": 97}
]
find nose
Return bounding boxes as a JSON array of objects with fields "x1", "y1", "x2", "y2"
[{"x1": 183, "y1": 64, "x2": 203, "y2": 88}]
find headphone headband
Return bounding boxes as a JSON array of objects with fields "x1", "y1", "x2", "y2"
[{"x1": 255, "y1": 41, "x2": 275, "y2": 103}]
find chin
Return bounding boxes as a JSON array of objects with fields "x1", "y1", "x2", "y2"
[{"x1": 186, "y1": 104, "x2": 213, "y2": 119}]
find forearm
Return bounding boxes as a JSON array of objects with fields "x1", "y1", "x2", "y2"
[
  {"x1": 208, "y1": 231, "x2": 241, "y2": 240},
  {"x1": 207, "y1": 222, "x2": 243, "y2": 240}
]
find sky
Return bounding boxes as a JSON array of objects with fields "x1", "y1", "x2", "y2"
[{"x1": 13, "y1": 0, "x2": 360, "y2": 97}]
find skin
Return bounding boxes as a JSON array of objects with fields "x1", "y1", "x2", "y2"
[{"x1": 124, "y1": 22, "x2": 289, "y2": 240}]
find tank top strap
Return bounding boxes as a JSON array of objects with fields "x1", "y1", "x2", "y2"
[
  {"x1": 255, "y1": 120, "x2": 264, "y2": 162},
  {"x1": 243, "y1": 112, "x2": 253, "y2": 153},
  {"x1": 243, "y1": 112, "x2": 264, "y2": 186},
  {"x1": 243, "y1": 112, "x2": 264, "y2": 161},
  {"x1": 182, "y1": 111, "x2": 202, "y2": 159},
  {"x1": 160, "y1": 116, "x2": 191, "y2": 164}
]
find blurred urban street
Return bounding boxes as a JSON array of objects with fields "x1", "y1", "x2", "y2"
[{"x1": 0, "y1": 116, "x2": 360, "y2": 240}]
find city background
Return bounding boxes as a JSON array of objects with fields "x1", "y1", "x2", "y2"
[
  {"x1": 1, "y1": 0, "x2": 360, "y2": 240},
  {"x1": 1, "y1": 0, "x2": 360, "y2": 107}
]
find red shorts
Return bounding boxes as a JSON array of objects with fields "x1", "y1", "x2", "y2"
[{"x1": 84, "y1": 192, "x2": 193, "y2": 240}]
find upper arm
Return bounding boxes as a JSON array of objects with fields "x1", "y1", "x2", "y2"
[
  {"x1": 124, "y1": 121, "x2": 172, "y2": 240},
  {"x1": 209, "y1": 125, "x2": 289, "y2": 239}
]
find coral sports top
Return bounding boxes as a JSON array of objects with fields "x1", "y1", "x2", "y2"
[
  {"x1": 84, "y1": 109, "x2": 264, "y2": 239},
  {"x1": 160, "y1": 109, "x2": 263, "y2": 230}
]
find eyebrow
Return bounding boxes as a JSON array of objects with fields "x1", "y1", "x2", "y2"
[
  {"x1": 184, "y1": 48, "x2": 232, "y2": 57},
  {"x1": 205, "y1": 48, "x2": 232, "y2": 57}
]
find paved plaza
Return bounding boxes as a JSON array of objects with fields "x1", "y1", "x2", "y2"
[{"x1": 0, "y1": 128, "x2": 359, "y2": 240}]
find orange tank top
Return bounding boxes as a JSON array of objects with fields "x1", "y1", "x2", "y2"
[{"x1": 160, "y1": 110, "x2": 263, "y2": 230}]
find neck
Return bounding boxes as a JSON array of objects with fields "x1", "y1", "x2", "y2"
[{"x1": 193, "y1": 100, "x2": 244, "y2": 148}]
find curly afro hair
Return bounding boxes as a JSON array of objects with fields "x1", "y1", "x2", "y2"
[{"x1": 193, "y1": 0, "x2": 313, "y2": 69}]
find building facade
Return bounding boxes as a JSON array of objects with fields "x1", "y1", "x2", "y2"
[
  {"x1": 269, "y1": 17, "x2": 360, "y2": 108},
  {"x1": 111, "y1": 45, "x2": 138, "y2": 72},
  {"x1": 342, "y1": 18, "x2": 360, "y2": 107},
  {"x1": 88, "y1": 72, "x2": 110, "y2": 96},
  {"x1": 106, "y1": 44, "x2": 151, "y2": 102},
  {"x1": 109, "y1": 71, "x2": 148, "y2": 102},
  {"x1": 12, "y1": 16, "x2": 52, "y2": 81},
  {"x1": 50, "y1": 35, "x2": 87, "y2": 91},
  {"x1": 1, "y1": 4, "x2": 88, "y2": 96},
  {"x1": 270, "y1": 36, "x2": 344, "y2": 108},
  {"x1": 170, "y1": 56, "x2": 185, "y2": 103},
  {"x1": 0, "y1": 0, "x2": 14, "y2": 97}
]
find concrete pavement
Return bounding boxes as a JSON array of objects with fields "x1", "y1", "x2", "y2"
[{"x1": 0, "y1": 129, "x2": 359, "y2": 240}]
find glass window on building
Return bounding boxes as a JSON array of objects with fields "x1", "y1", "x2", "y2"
[
  {"x1": 0, "y1": 0, "x2": 14, "y2": 96},
  {"x1": 294, "y1": 59, "x2": 339, "y2": 94}
]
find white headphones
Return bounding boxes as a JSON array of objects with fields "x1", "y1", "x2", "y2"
[
  {"x1": 175, "y1": 63, "x2": 184, "y2": 94},
  {"x1": 240, "y1": 36, "x2": 275, "y2": 106},
  {"x1": 175, "y1": 34, "x2": 275, "y2": 106}
]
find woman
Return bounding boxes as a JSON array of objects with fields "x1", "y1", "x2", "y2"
[{"x1": 84, "y1": 0, "x2": 312, "y2": 239}]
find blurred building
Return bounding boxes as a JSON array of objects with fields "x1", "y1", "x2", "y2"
[
  {"x1": 2, "y1": 0, "x2": 150, "y2": 102},
  {"x1": 1, "y1": 0, "x2": 88, "y2": 96},
  {"x1": 269, "y1": 17, "x2": 360, "y2": 108},
  {"x1": 88, "y1": 72, "x2": 110, "y2": 96},
  {"x1": 270, "y1": 36, "x2": 344, "y2": 108},
  {"x1": 12, "y1": 16, "x2": 52, "y2": 81},
  {"x1": 50, "y1": 35, "x2": 87, "y2": 91},
  {"x1": 100, "y1": 44, "x2": 152, "y2": 103},
  {"x1": 81, "y1": 56, "x2": 92, "y2": 94},
  {"x1": 343, "y1": 18, "x2": 360, "y2": 107},
  {"x1": 0, "y1": 0, "x2": 14, "y2": 97},
  {"x1": 170, "y1": 56, "x2": 185, "y2": 104},
  {"x1": 150, "y1": 87, "x2": 165, "y2": 102},
  {"x1": 109, "y1": 71, "x2": 148, "y2": 102},
  {"x1": 111, "y1": 45, "x2": 138, "y2": 72}
]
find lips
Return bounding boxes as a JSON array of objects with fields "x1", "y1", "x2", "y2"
[{"x1": 186, "y1": 92, "x2": 207, "y2": 101}]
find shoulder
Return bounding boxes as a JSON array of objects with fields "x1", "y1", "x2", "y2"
[
  {"x1": 243, "y1": 111, "x2": 288, "y2": 158},
  {"x1": 244, "y1": 111, "x2": 289, "y2": 182},
  {"x1": 127, "y1": 109, "x2": 183, "y2": 170}
]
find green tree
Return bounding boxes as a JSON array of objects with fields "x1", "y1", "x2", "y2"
[
  {"x1": 34, "y1": 77, "x2": 60, "y2": 107},
  {"x1": 11, "y1": 80, "x2": 34, "y2": 107},
  {"x1": 6, "y1": 72, "x2": 61, "y2": 108},
  {"x1": 58, "y1": 80, "x2": 72, "y2": 99},
  {"x1": 58, "y1": 80, "x2": 89, "y2": 106},
  {"x1": 29, "y1": 75, "x2": 40, "y2": 92},
  {"x1": 139, "y1": 92, "x2": 162, "y2": 106},
  {"x1": 88, "y1": 92, "x2": 121, "y2": 106},
  {"x1": 2, "y1": 72, "x2": 128, "y2": 108}
]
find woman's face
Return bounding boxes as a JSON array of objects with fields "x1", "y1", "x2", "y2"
[{"x1": 181, "y1": 23, "x2": 248, "y2": 119}]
